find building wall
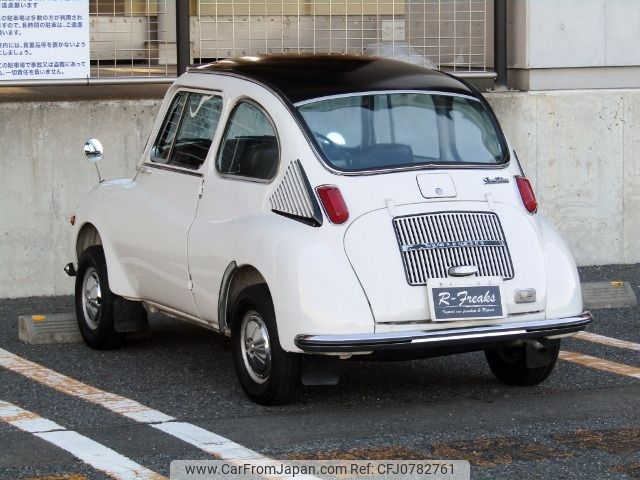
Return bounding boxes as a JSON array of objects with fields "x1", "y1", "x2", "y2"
[
  {"x1": 1, "y1": 89, "x2": 638, "y2": 298},
  {"x1": 507, "y1": 0, "x2": 640, "y2": 90}
]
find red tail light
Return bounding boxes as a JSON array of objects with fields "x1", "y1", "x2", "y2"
[
  {"x1": 316, "y1": 185, "x2": 349, "y2": 224},
  {"x1": 515, "y1": 176, "x2": 538, "y2": 214}
]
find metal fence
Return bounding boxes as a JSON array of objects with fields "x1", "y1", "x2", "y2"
[
  {"x1": 71, "y1": 0, "x2": 495, "y2": 81},
  {"x1": 89, "y1": 0, "x2": 174, "y2": 77},
  {"x1": 194, "y1": 0, "x2": 492, "y2": 72}
]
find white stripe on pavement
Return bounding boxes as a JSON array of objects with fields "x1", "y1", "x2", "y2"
[
  {"x1": 0, "y1": 400, "x2": 166, "y2": 480},
  {"x1": 559, "y1": 351, "x2": 640, "y2": 379},
  {"x1": 0, "y1": 347, "x2": 256, "y2": 456},
  {"x1": 573, "y1": 331, "x2": 640, "y2": 351},
  {"x1": 0, "y1": 348, "x2": 319, "y2": 480}
]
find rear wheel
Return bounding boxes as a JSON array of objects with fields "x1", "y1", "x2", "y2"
[
  {"x1": 485, "y1": 339, "x2": 560, "y2": 386},
  {"x1": 231, "y1": 285, "x2": 301, "y2": 405},
  {"x1": 75, "y1": 246, "x2": 124, "y2": 349}
]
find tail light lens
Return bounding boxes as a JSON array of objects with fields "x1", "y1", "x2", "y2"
[
  {"x1": 515, "y1": 176, "x2": 538, "y2": 214},
  {"x1": 316, "y1": 185, "x2": 349, "y2": 224}
]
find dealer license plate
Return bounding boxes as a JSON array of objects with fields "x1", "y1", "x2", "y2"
[{"x1": 427, "y1": 279, "x2": 507, "y2": 322}]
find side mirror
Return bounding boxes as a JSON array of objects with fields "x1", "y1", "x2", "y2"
[
  {"x1": 83, "y1": 138, "x2": 104, "y2": 183},
  {"x1": 84, "y1": 138, "x2": 104, "y2": 164}
]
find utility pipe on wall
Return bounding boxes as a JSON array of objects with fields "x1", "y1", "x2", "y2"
[{"x1": 176, "y1": 1, "x2": 190, "y2": 75}]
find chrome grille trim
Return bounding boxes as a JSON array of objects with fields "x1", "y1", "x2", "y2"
[
  {"x1": 393, "y1": 211, "x2": 515, "y2": 285},
  {"x1": 270, "y1": 159, "x2": 323, "y2": 226}
]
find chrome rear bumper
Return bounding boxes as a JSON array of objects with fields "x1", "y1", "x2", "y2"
[{"x1": 294, "y1": 312, "x2": 592, "y2": 353}]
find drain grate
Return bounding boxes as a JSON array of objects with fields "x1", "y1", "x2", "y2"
[{"x1": 581, "y1": 281, "x2": 638, "y2": 310}]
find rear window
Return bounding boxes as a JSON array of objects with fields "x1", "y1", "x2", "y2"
[{"x1": 297, "y1": 92, "x2": 506, "y2": 172}]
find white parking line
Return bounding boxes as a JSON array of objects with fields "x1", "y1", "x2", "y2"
[
  {"x1": 0, "y1": 400, "x2": 166, "y2": 480},
  {"x1": 0, "y1": 347, "x2": 318, "y2": 479},
  {"x1": 0, "y1": 347, "x2": 261, "y2": 456},
  {"x1": 573, "y1": 331, "x2": 640, "y2": 351},
  {"x1": 559, "y1": 351, "x2": 640, "y2": 379}
]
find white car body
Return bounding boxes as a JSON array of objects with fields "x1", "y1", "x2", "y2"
[{"x1": 68, "y1": 55, "x2": 591, "y2": 404}]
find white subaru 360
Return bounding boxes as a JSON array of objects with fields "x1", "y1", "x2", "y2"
[{"x1": 67, "y1": 55, "x2": 591, "y2": 405}]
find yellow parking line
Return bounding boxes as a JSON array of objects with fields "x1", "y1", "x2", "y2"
[
  {"x1": 573, "y1": 331, "x2": 640, "y2": 351},
  {"x1": 559, "y1": 351, "x2": 640, "y2": 379}
]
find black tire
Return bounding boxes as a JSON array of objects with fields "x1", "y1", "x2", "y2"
[
  {"x1": 231, "y1": 285, "x2": 301, "y2": 405},
  {"x1": 75, "y1": 245, "x2": 124, "y2": 350},
  {"x1": 485, "y1": 339, "x2": 560, "y2": 386}
]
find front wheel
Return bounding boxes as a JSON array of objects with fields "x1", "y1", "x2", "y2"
[
  {"x1": 75, "y1": 246, "x2": 124, "y2": 349},
  {"x1": 485, "y1": 339, "x2": 560, "y2": 386},
  {"x1": 231, "y1": 285, "x2": 301, "y2": 405}
]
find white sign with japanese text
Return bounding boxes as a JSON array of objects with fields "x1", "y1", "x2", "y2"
[{"x1": 0, "y1": 0, "x2": 90, "y2": 80}]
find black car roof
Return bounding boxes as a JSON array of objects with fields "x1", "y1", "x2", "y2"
[{"x1": 188, "y1": 54, "x2": 477, "y2": 104}]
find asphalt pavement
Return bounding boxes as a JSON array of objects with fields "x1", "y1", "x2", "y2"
[{"x1": 0, "y1": 264, "x2": 638, "y2": 479}]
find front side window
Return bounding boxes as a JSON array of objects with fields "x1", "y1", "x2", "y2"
[
  {"x1": 216, "y1": 101, "x2": 279, "y2": 181},
  {"x1": 297, "y1": 92, "x2": 506, "y2": 172},
  {"x1": 151, "y1": 91, "x2": 223, "y2": 170}
]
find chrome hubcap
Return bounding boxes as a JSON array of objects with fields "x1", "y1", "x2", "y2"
[
  {"x1": 240, "y1": 311, "x2": 271, "y2": 384},
  {"x1": 82, "y1": 267, "x2": 102, "y2": 330}
]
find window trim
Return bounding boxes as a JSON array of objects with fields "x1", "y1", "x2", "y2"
[
  {"x1": 150, "y1": 91, "x2": 187, "y2": 166},
  {"x1": 215, "y1": 97, "x2": 281, "y2": 184},
  {"x1": 141, "y1": 162, "x2": 204, "y2": 178},
  {"x1": 149, "y1": 88, "x2": 224, "y2": 173}
]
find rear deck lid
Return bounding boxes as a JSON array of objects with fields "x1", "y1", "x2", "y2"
[{"x1": 343, "y1": 201, "x2": 547, "y2": 325}]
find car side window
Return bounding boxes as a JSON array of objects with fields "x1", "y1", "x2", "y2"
[
  {"x1": 151, "y1": 91, "x2": 223, "y2": 170},
  {"x1": 152, "y1": 93, "x2": 186, "y2": 163},
  {"x1": 216, "y1": 101, "x2": 279, "y2": 181}
]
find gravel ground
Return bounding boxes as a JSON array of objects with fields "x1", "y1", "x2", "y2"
[{"x1": 0, "y1": 265, "x2": 638, "y2": 479}]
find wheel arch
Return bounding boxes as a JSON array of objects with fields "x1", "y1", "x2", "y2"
[
  {"x1": 76, "y1": 222, "x2": 103, "y2": 261},
  {"x1": 75, "y1": 221, "x2": 139, "y2": 299},
  {"x1": 218, "y1": 262, "x2": 270, "y2": 336}
]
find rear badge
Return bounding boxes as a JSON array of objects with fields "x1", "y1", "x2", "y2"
[
  {"x1": 483, "y1": 176, "x2": 510, "y2": 185},
  {"x1": 402, "y1": 239, "x2": 505, "y2": 253}
]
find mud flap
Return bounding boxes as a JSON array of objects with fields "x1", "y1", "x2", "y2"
[
  {"x1": 301, "y1": 355, "x2": 340, "y2": 386},
  {"x1": 525, "y1": 339, "x2": 560, "y2": 369},
  {"x1": 113, "y1": 298, "x2": 150, "y2": 334}
]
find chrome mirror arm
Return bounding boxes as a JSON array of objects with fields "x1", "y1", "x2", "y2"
[{"x1": 94, "y1": 163, "x2": 104, "y2": 183}]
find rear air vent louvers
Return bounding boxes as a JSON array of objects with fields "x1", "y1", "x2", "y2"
[
  {"x1": 270, "y1": 160, "x2": 323, "y2": 226},
  {"x1": 393, "y1": 211, "x2": 515, "y2": 285}
]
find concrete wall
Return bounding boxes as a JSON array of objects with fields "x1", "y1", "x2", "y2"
[
  {"x1": 1, "y1": 89, "x2": 639, "y2": 298},
  {"x1": 0, "y1": 100, "x2": 161, "y2": 299},
  {"x1": 488, "y1": 89, "x2": 640, "y2": 267}
]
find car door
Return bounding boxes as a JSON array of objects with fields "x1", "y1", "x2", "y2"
[
  {"x1": 118, "y1": 89, "x2": 224, "y2": 317},
  {"x1": 188, "y1": 98, "x2": 282, "y2": 329}
]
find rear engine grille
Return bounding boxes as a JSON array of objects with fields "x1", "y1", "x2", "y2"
[{"x1": 393, "y1": 212, "x2": 515, "y2": 285}]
